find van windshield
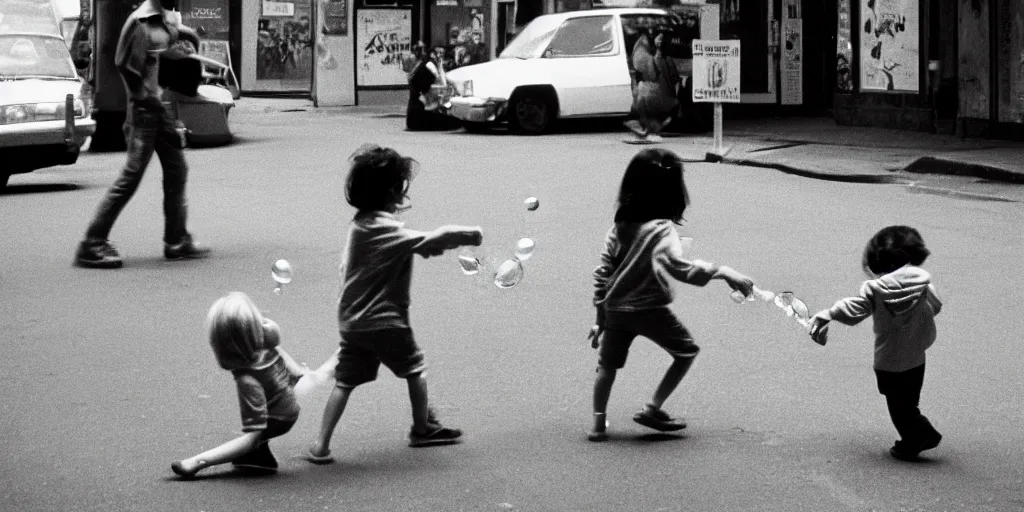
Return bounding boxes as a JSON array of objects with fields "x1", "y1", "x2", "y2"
[
  {"x1": 0, "y1": 34, "x2": 77, "y2": 79},
  {"x1": 498, "y1": 15, "x2": 563, "y2": 59},
  {"x1": 0, "y1": 0, "x2": 63, "y2": 37}
]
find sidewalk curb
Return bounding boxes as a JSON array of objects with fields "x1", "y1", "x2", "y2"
[
  {"x1": 720, "y1": 158, "x2": 910, "y2": 184},
  {"x1": 902, "y1": 157, "x2": 1024, "y2": 184}
]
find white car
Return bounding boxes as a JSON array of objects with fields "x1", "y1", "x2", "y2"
[
  {"x1": 444, "y1": 8, "x2": 696, "y2": 135},
  {"x1": 0, "y1": 0, "x2": 95, "y2": 189}
]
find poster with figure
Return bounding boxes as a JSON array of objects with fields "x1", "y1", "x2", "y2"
[
  {"x1": 781, "y1": 0, "x2": 802, "y2": 105},
  {"x1": 357, "y1": 9, "x2": 412, "y2": 86},
  {"x1": 859, "y1": 0, "x2": 918, "y2": 92}
]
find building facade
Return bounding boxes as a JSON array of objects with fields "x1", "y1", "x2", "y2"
[{"x1": 834, "y1": 0, "x2": 1024, "y2": 140}]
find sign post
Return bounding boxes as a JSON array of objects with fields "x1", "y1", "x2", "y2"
[{"x1": 691, "y1": 39, "x2": 741, "y2": 162}]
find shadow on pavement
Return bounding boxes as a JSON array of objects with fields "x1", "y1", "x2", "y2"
[
  {"x1": 1, "y1": 182, "x2": 83, "y2": 195},
  {"x1": 633, "y1": 432, "x2": 688, "y2": 443}
]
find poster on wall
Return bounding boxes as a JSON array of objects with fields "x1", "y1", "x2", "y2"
[
  {"x1": 781, "y1": 0, "x2": 802, "y2": 105},
  {"x1": 357, "y1": 9, "x2": 412, "y2": 86},
  {"x1": 323, "y1": 0, "x2": 347, "y2": 36},
  {"x1": 859, "y1": 0, "x2": 918, "y2": 92}
]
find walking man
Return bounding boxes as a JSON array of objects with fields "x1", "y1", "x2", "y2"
[{"x1": 75, "y1": 0, "x2": 210, "y2": 268}]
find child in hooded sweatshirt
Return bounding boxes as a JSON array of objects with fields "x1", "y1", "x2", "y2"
[{"x1": 809, "y1": 225, "x2": 943, "y2": 461}]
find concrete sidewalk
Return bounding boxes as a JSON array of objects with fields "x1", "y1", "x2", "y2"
[
  {"x1": 233, "y1": 98, "x2": 1023, "y2": 184},
  {"x1": 712, "y1": 117, "x2": 1024, "y2": 185}
]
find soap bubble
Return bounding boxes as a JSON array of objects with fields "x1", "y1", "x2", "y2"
[
  {"x1": 494, "y1": 258, "x2": 524, "y2": 288},
  {"x1": 272, "y1": 259, "x2": 292, "y2": 294},
  {"x1": 458, "y1": 254, "x2": 481, "y2": 275},
  {"x1": 524, "y1": 197, "x2": 540, "y2": 211},
  {"x1": 514, "y1": 238, "x2": 535, "y2": 261}
]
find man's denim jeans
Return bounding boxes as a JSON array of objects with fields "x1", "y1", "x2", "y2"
[{"x1": 84, "y1": 102, "x2": 189, "y2": 245}]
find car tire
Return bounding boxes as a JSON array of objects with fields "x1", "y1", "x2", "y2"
[
  {"x1": 509, "y1": 92, "x2": 553, "y2": 135},
  {"x1": 463, "y1": 121, "x2": 490, "y2": 134}
]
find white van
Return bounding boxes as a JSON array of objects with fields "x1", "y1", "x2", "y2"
[{"x1": 0, "y1": 0, "x2": 95, "y2": 189}]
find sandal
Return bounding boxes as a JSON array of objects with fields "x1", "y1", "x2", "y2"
[
  {"x1": 632, "y1": 406, "x2": 686, "y2": 432},
  {"x1": 302, "y1": 447, "x2": 335, "y2": 465},
  {"x1": 588, "y1": 412, "x2": 609, "y2": 442}
]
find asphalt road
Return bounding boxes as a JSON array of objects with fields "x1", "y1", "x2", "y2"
[{"x1": 2, "y1": 109, "x2": 1023, "y2": 512}]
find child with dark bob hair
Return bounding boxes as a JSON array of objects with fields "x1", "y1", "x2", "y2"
[
  {"x1": 586, "y1": 148, "x2": 756, "y2": 441},
  {"x1": 306, "y1": 145, "x2": 483, "y2": 464},
  {"x1": 809, "y1": 225, "x2": 944, "y2": 461}
]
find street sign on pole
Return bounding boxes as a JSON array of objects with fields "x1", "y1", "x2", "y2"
[{"x1": 692, "y1": 39, "x2": 740, "y2": 161}]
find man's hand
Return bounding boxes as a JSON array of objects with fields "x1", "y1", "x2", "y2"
[{"x1": 587, "y1": 324, "x2": 603, "y2": 349}]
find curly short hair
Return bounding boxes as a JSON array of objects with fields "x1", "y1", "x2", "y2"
[
  {"x1": 862, "y1": 225, "x2": 930, "y2": 277},
  {"x1": 345, "y1": 144, "x2": 418, "y2": 213}
]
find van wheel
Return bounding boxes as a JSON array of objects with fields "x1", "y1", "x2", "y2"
[{"x1": 509, "y1": 93, "x2": 552, "y2": 135}]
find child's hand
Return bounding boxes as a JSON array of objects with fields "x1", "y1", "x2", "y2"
[
  {"x1": 587, "y1": 324, "x2": 603, "y2": 349},
  {"x1": 808, "y1": 316, "x2": 830, "y2": 346},
  {"x1": 717, "y1": 266, "x2": 755, "y2": 297}
]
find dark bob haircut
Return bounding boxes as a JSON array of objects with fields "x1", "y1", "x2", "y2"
[
  {"x1": 862, "y1": 225, "x2": 930, "y2": 276},
  {"x1": 345, "y1": 144, "x2": 417, "y2": 213},
  {"x1": 614, "y1": 148, "x2": 689, "y2": 224}
]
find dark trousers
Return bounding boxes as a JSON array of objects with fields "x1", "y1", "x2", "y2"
[
  {"x1": 875, "y1": 363, "x2": 940, "y2": 447},
  {"x1": 84, "y1": 101, "x2": 190, "y2": 245}
]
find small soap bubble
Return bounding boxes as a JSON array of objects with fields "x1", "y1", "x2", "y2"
[
  {"x1": 273, "y1": 285, "x2": 282, "y2": 295},
  {"x1": 458, "y1": 254, "x2": 481, "y2": 275},
  {"x1": 514, "y1": 238, "x2": 535, "y2": 261},
  {"x1": 524, "y1": 197, "x2": 539, "y2": 211},
  {"x1": 494, "y1": 258, "x2": 524, "y2": 288},
  {"x1": 272, "y1": 259, "x2": 293, "y2": 284}
]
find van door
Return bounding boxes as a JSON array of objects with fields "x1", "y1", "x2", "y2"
[{"x1": 538, "y1": 14, "x2": 632, "y2": 117}]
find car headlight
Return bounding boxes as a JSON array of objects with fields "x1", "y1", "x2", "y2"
[
  {"x1": 454, "y1": 79, "x2": 473, "y2": 97},
  {"x1": 0, "y1": 101, "x2": 87, "y2": 125}
]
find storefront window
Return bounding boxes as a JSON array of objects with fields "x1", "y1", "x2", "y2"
[
  {"x1": 836, "y1": 0, "x2": 852, "y2": 92},
  {"x1": 256, "y1": 0, "x2": 313, "y2": 91},
  {"x1": 430, "y1": 1, "x2": 489, "y2": 71}
]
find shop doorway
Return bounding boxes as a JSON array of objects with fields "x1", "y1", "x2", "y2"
[
  {"x1": 255, "y1": 0, "x2": 314, "y2": 92},
  {"x1": 494, "y1": 0, "x2": 514, "y2": 57}
]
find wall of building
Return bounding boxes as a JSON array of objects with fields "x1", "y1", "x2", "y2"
[
  {"x1": 957, "y1": 0, "x2": 988, "y2": 120},
  {"x1": 996, "y1": 0, "x2": 1023, "y2": 123}
]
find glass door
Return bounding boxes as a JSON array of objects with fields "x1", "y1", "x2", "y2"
[{"x1": 255, "y1": 0, "x2": 313, "y2": 92}]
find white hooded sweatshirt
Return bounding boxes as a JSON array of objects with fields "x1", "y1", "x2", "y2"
[{"x1": 816, "y1": 265, "x2": 943, "y2": 372}]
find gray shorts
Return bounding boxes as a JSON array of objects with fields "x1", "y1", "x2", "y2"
[
  {"x1": 599, "y1": 308, "x2": 700, "y2": 369},
  {"x1": 335, "y1": 328, "x2": 427, "y2": 388}
]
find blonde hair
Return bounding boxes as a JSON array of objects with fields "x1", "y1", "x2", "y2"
[{"x1": 206, "y1": 292, "x2": 267, "y2": 370}]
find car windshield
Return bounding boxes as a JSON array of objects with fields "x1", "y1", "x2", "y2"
[
  {"x1": 498, "y1": 15, "x2": 563, "y2": 59},
  {"x1": 0, "y1": 0, "x2": 63, "y2": 36},
  {"x1": 0, "y1": 34, "x2": 77, "y2": 79}
]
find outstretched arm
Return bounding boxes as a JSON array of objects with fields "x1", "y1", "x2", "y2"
[{"x1": 412, "y1": 225, "x2": 483, "y2": 257}]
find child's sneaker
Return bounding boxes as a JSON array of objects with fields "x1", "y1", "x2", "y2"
[
  {"x1": 588, "y1": 413, "x2": 609, "y2": 442},
  {"x1": 889, "y1": 442, "x2": 920, "y2": 462},
  {"x1": 232, "y1": 442, "x2": 278, "y2": 472},
  {"x1": 409, "y1": 423, "x2": 462, "y2": 447},
  {"x1": 633, "y1": 405, "x2": 686, "y2": 432}
]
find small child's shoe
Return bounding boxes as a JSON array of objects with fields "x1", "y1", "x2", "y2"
[
  {"x1": 588, "y1": 412, "x2": 609, "y2": 442},
  {"x1": 633, "y1": 405, "x2": 686, "y2": 432},
  {"x1": 409, "y1": 423, "x2": 462, "y2": 447},
  {"x1": 232, "y1": 442, "x2": 278, "y2": 473},
  {"x1": 919, "y1": 432, "x2": 942, "y2": 452}
]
